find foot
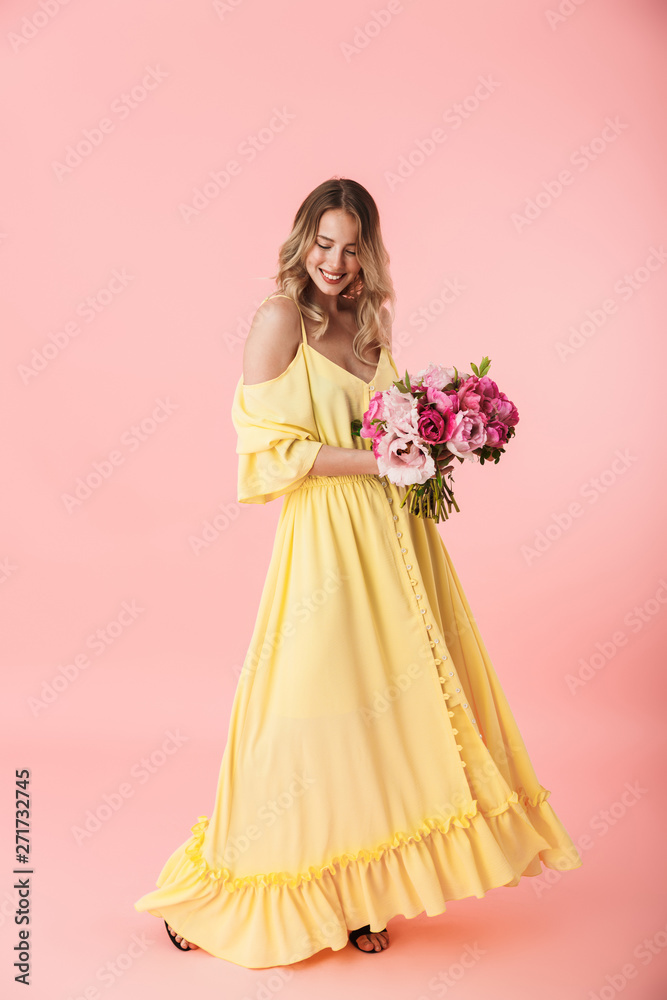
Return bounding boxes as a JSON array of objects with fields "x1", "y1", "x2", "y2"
[
  {"x1": 350, "y1": 927, "x2": 390, "y2": 952},
  {"x1": 165, "y1": 922, "x2": 199, "y2": 951}
]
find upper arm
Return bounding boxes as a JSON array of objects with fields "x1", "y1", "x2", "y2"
[{"x1": 243, "y1": 297, "x2": 302, "y2": 385}]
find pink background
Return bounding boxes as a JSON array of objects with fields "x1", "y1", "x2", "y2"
[{"x1": 3, "y1": 0, "x2": 666, "y2": 997}]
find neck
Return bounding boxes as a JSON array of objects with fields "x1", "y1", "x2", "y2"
[{"x1": 305, "y1": 281, "x2": 352, "y2": 318}]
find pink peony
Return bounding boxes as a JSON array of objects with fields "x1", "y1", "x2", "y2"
[
  {"x1": 483, "y1": 420, "x2": 509, "y2": 448},
  {"x1": 461, "y1": 377, "x2": 519, "y2": 432},
  {"x1": 375, "y1": 431, "x2": 436, "y2": 486},
  {"x1": 415, "y1": 363, "x2": 463, "y2": 390},
  {"x1": 360, "y1": 390, "x2": 386, "y2": 441},
  {"x1": 476, "y1": 386, "x2": 519, "y2": 431},
  {"x1": 494, "y1": 391, "x2": 520, "y2": 428},
  {"x1": 445, "y1": 411, "x2": 487, "y2": 460},
  {"x1": 381, "y1": 386, "x2": 420, "y2": 438},
  {"x1": 422, "y1": 385, "x2": 460, "y2": 416},
  {"x1": 475, "y1": 376, "x2": 502, "y2": 416},
  {"x1": 456, "y1": 376, "x2": 483, "y2": 412}
]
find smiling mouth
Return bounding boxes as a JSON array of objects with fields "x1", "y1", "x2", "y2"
[{"x1": 319, "y1": 268, "x2": 346, "y2": 283}]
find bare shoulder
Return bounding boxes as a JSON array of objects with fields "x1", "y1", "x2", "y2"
[
  {"x1": 379, "y1": 303, "x2": 393, "y2": 351},
  {"x1": 243, "y1": 295, "x2": 302, "y2": 385}
]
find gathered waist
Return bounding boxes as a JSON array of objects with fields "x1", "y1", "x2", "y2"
[{"x1": 299, "y1": 473, "x2": 384, "y2": 489}]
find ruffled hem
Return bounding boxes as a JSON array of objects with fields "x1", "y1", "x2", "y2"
[
  {"x1": 134, "y1": 788, "x2": 582, "y2": 968},
  {"x1": 184, "y1": 786, "x2": 554, "y2": 891}
]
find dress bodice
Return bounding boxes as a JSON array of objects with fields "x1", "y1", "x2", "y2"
[{"x1": 231, "y1": 293, "x2": 400, "y2": 504}]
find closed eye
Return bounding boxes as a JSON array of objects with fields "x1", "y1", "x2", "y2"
[{"x1": 317, "y1": 242, "x2": 356, "y2": 255}]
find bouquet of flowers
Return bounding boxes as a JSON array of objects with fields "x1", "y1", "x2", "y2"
[{"x1": 351, "y1": 357, "x2": 519, "y2": 522}]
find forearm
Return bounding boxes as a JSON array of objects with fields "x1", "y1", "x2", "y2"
[{"x1": 308, "y1": 443, "x2": 379, "y2": 477}]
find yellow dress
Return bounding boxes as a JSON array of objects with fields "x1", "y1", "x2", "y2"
[{"x1": 134, "y1": 293, "x2": 582, "y2": 968}]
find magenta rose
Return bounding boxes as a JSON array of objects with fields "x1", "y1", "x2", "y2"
[{"x1": 417, "y1": 403, "x2": 456, "y2": 444}]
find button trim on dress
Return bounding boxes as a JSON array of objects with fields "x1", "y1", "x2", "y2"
[{"x1": 379, "y1": 474, "x2": 478, "y2": 761}]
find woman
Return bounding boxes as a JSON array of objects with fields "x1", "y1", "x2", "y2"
[{"x1": 134, "y1": 177, "x2": 582, "y2": 967}]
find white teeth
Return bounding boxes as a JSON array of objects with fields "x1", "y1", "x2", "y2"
[{"x1": 321, "y1": 269, "x2": 345, "y2": 280}]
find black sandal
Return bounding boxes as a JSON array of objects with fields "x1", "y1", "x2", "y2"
[
  {"x1": 348, "y1": 924, "x2": 388, "y2": 952},
  {"x1": 164, "y1": 920, "x2": 195, "y2": 951}
]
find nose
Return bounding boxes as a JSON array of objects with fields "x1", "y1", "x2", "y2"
[{"x1": 326, "y1": 250, "x2": 345, "y2": 270}]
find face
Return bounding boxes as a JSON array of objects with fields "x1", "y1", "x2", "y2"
[{"x1": 304, "y1": 208, "x2": 362, "y2": 301}]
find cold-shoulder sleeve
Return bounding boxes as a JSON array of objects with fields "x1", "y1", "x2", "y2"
[{"x1": 230, "y1": 350, "x2": 324, "y2": 504}]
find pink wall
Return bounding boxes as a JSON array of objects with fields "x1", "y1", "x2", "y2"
[{"x1": 3, "y1": 1, "x2": 666, "y2": 997}]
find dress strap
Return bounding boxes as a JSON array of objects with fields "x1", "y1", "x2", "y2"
[{"x1": 263, "y1": 292, "x2": 307, "y2": 344}]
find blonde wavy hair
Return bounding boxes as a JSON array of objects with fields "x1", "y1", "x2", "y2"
[{"x1": 270, "y1": 177, "x2": 396, "y2": 366}]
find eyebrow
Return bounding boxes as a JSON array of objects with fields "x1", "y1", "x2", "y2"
[{"x1": 317, "y1": 234, "x2": 357, "y2": 246}]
